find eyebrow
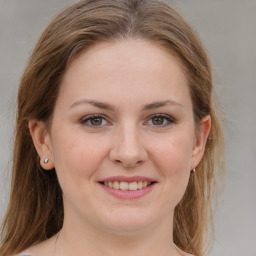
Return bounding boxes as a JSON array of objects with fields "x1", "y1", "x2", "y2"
[
  {"x1": 70, "y1": 99, "x2": 115, "y2": 111},
  {"x1": 141, "y1": 100, "x2": 183, "y2": 111},
  {"x1": 69, "y1": 99, "x2": 183, "y2": 111}
]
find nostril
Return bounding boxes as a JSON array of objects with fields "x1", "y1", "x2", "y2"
[{"x1": 114, "y1": 159, "x2": 138, "y2": 168}]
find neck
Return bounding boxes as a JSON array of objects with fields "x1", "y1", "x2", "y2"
[{"x1": 55, "y1": 214, "x2": 181, "y2": 256}]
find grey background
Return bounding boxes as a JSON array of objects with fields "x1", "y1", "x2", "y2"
[{"x1": 0, "y1": 0, "x2": 255, "y2": 255}]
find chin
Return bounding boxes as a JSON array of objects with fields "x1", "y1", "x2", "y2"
[{"x1": 98, "y1": 208, "x2": 161, "y2": 235}]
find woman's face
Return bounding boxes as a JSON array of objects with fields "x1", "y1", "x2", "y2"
[{"x1": 33, "y1": 40, "x2": 210, "y2": 235}]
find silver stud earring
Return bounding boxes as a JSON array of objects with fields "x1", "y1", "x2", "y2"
[
  {"x1": 191, "y1": 162, "x2": 197, "y2": 173},
  {"x1": 44, "y1": 158, "x2": 49, "y2": 164}
]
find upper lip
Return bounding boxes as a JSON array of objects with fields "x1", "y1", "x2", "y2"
[{"x1": 99, "y1": 176, "x2": 157, "y2": 183}]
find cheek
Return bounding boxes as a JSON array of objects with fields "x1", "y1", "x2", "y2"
[
  {"x1": 150, "y1": 131, "x2": 194, "y2": 173},
  {"x1": 51, "y1": 128, "x2": 107, "y2": 182},
  {"x1": 149, "y1": 131, "x2": 194, "y2": 202}
]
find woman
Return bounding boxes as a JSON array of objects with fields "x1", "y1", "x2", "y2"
[{"x1": 0, "y1": 0, "x2": 225, "y2": 255}]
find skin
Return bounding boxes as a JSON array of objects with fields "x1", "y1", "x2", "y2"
[{"x1": 28, "y1": 39, "x2": 210, "y2": 256}]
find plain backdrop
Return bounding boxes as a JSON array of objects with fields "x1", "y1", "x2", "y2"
[{"x1": 0, "y1": 1, "x2": 255, "y2": 255}]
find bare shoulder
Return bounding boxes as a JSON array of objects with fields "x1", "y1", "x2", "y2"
[
  {"x1": 14, "y1": 235, "x2": 57, "y2": 256},
  {"x1": 175, "y1": 245, "x2": 195, "y2": 256},
  {"x1": 13, "y1": 251, "x2": 31, "y2": 256},
  {"x1": 13, "y1": 253, "x2": 31, "y2": 256}
]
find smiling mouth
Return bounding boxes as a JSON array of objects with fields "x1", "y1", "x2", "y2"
[{"x1": 100, "y1": 181, "x2": 156, "y2": 191}]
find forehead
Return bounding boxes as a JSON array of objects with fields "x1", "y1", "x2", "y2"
[
  {"x1": 58, "y1": 39, "x2": 191, "y2": 109},
  {"x1": 65, "y1": 39, "x2": 186, "y2": 78}
]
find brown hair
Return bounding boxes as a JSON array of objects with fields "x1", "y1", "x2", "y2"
[{"x1": 0, "y1": 0, "x2": 225, "y2": 255}]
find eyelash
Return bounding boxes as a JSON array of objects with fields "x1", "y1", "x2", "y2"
[
  {"x1": 80, "y1": 114, "x2": 110, "y2": 128},
  {"x1": 80, "y1": 114, "x2": 175, "y2": 128},
  {"x1": 145, "y1": 114, "x2": 175, "y2": 128}
]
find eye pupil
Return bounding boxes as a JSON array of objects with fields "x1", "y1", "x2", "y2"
[
  {"x1": 152, "y1": 117, "x2": 164, "y2": 125},
  {"x1": 91, "y1": 117, "x2": 102, "y2": 126}
]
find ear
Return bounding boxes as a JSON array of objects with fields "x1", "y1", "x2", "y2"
[
  {"x1": 29, "y1": 120, "x2": 55, "y2": 170},
  {"x1": 190, "y1": 115, "x2": 211, "y2": 170}
]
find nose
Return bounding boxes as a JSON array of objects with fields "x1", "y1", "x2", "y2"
[{"x1": 109, "y1": 124, "x2": 148, "y2": 168}]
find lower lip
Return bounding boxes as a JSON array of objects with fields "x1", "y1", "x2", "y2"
[{"x1": 99, "y1": 183, "x2": 156, "y2": 199}]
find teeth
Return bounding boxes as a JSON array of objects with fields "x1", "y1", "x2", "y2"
[
  {"x1": 103, "y1": 181, "x2": 152, "y2": 190},
  {"x1": 113, "y1": 181, "x2": 119, "y2": 190},
  {"x1": 120, "y1": 181, "x2": 128, "y2": 190},
  {"x1": 129, "y1": 181, "x2": 137, "y2": 191}
]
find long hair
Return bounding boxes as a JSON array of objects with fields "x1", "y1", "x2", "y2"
[{"x1": 0, "y1": 1, "x2": 225, "y2": 255}]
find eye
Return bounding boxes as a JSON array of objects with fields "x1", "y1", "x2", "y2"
[
  {"x1": 146, "y1": 114, "x2": 174, "y2": 127},
  {"x1": 80, "y1": 114, "x2": 109, "y2": 127}
]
